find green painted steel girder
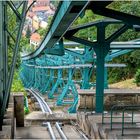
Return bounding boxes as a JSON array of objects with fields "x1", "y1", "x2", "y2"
[
  {"x1": 64, "y1": 20, "x2": 130, "y2": 47},
  {"x1": 20, "y1": 1, "x2": 140, "y2": 114},
  {"x1": 0, "y1": 2, "x2": 4, "y2": 110},
  {"x1": 89, "y1": 1, "x2": 140, "y2": 26},
  {"x1": 0, "y1": 1, "x2": 8, "y2": 129},
  {"x1": 66, "y1": 19, "x2": 122, "y2": 36},
  {"x1": 0, "y1": 1, "x2": 28, "y2": 130}
]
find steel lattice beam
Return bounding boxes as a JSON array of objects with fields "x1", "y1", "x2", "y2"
[{"x1": 0, "y1": 1, "x2": 28, "y2": 130}]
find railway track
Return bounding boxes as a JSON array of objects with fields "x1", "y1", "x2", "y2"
[
  {"x1": 27, "y1": 88, "x2": 67, "y2": 140},
  {"x1": 27, "y1": 88, "x2": 88, "y2": 140}
]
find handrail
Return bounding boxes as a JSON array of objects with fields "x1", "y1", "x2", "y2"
[
  {"x1": 121, "y1": 105, "x2": 140, "y2": 135},
  {"x1": 102, "y1": 104, "x2": 140, "y2": 136}
]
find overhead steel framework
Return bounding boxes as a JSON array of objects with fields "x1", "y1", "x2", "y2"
[
  {"x1": 21, "y1": 1, "x2": 140, "y2": 113},
  {"x1": 1, "y1": 0, "x2": 140, "y2": 130},
  {"x1": 20, "y1": 42, "x2": 134, "y2": 113}
]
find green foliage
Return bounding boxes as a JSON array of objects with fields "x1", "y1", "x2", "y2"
[
  {"x1": 73, "y1": 10, "x2": 103, "y2": 41},
  {"x1": 72, "y1": 2, "x2": 140, "y2": 83},
  {"x1": 24, "y1": 95, "x2": 30, "y2": 114},
  {"x1": 73, "y1": 10, "x2": 103, "y2": 26},
  {"x1": 105, "y1": 24, "x2": 124, "y2": 40},
  {"x1": 11, "y1": 70, "x2": 25, "y2": 92},
  {"x1": 108, "y1": 2, "x2": 140, "y2": 83},
  {"x1": 108, "y1": 50, "x2": 140, "y2": 84},
  {"x1": 119, "y1": 1, "x2": 140, "y2": 16},
  {"x1": 8, "y1": 1, "x2": 140, "y2": 86},
  {"x1": 20, "y1": 36, "x2": 29, "y2": 45},
  {"x1": 37, "y1": 16, "x2": 52, "y2": 38},
  {"x1": 24, "y1": 106, "x2": 30, "y2": 114},
  {"x1": 7, "y1": 7, "x2": 18, "y2": 69},
  {"x1": 134, "y1": 69, "x2": 140, "y2": 86},
  {"x1": 7, "y1": 6, "x2": 26, "y2": 69},
  {"x1": 50, "y1": 1, "x2": 59, "y2": 8},
  {"x1": 37, "y1": 28, "x2": 47, "y2": 38},
  {"x1": 20, "y1": 37, "x2": 36, "y2": 54}
]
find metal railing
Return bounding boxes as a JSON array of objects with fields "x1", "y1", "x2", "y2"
[{"x1": 102, "y1": 104, "x2": 140, "y2": 135}]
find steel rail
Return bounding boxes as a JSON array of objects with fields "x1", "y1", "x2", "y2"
[
  {"x1": 27, "y1": 88, "x2": 68, "y2": 140},
  {"x1": 55, "y1": 122, "x2": 67, "y2": 140},
  {"x1": 28, "y1": 89, "x2": 45, "y2": 112},
  {"x1": 27, "y1": 89, "x2": 56, "y2": 140},
  {"x1": 31, "y1": 88, "x2": 52, "y2": 113},
  {"x1": 31, "y1": 89, "x2": 68, "y2": 140},
  {"x1": 47, "y1": 122, "x2": 56, "y2": 140}
]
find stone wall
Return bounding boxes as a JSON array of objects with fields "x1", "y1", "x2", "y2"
[{"x1": 78, "y1": 94, "x2": 140, "y2": 111}]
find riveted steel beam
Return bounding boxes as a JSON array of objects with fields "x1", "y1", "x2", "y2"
[
  {"x1": 89, "y1": 1, "x2": 140, "y2": 26},
  {"x1": 0, "y1": 2, "x2": 4, "y2": 116}
]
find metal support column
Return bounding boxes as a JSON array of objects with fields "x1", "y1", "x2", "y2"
[
  {"x1": 0, "y1": 1, "x2": 8, "y2": 130},
  {"x1": 3, "y1": 2, "x2": 8, "y2": 108},
  {"x1": 48, "y1": 69, "x2": 63, "y2": 99},
  {"x1": 94, "y1": 23, "x2": 109, "y2": 113},
  {"x1": 0, "y1": 2, "x2": 4, "y2": 114},
  {"x1": 81, "y1": 67, "x2": 90, "y2": 89},
  {"x1": 104, "y1": 67, "x2": 108, "y2": 89}
]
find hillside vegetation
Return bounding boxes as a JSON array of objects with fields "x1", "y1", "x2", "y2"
[{"x1": 10, "y1": 1, "x2": 140, "y2": 92}]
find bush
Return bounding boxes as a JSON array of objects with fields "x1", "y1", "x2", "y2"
[
  {"x1": 24, "y1": 95, "x2": 30, "y2": 114},
  {"x1": 24, "y1": 106, "x2": 30, "y2": 114},
  {"x1": 11, "y1": 70, "x2": 25, "y2": 92},
  {"x1": 134, "y1": 69, "x2": 140, "y2": 86}
]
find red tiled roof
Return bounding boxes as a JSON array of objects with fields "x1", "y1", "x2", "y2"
[
  {"x1": 30, "y1": 33, "x2": 41, "y2": 42},
  {"x1": 32, "y1": 6, "x2": 50, "y2": 12}
]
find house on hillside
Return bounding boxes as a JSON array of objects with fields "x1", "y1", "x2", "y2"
[{"x1": 30, "y1": 33, "x2": 41, "y2": 47}]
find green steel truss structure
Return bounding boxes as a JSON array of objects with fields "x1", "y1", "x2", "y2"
[
  {"x1": 1, "y1": 0, "x2": 140, "y2": 130},
  {"x1": 0, "y1": 1, "x2": 28, "y2": 130}
]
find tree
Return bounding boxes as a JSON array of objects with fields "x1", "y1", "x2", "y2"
[{"x1": 107, "y1": 1, "x2": 140, "y2": 83}]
